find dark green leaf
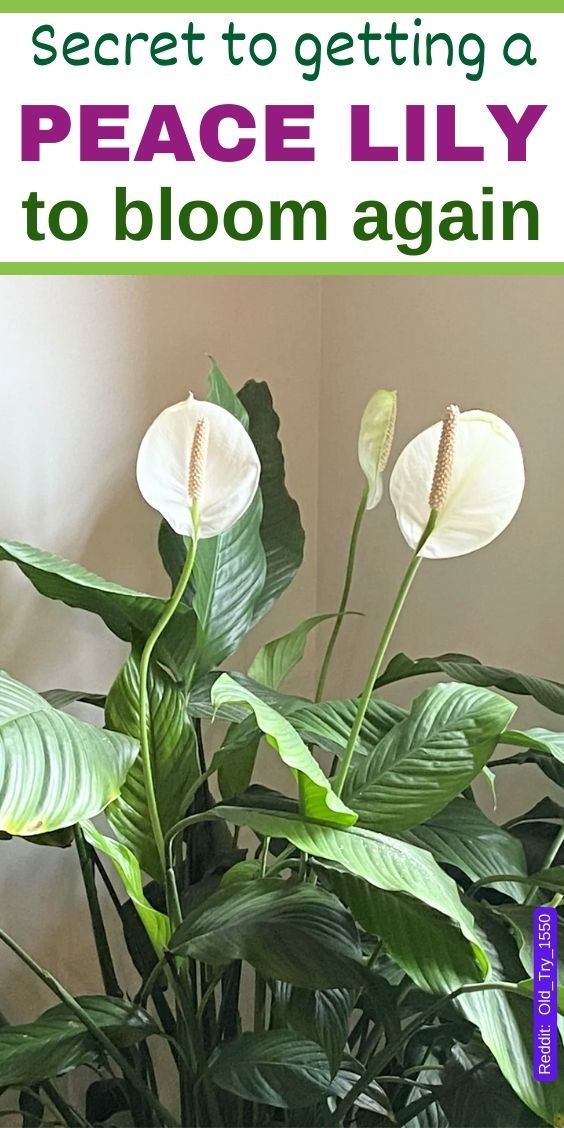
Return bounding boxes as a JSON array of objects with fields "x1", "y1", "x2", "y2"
[
  {"x1": 452, "y1": 914, "x2": 564, "y2": 1125},
  {"x1": 0, "y1": 539, "x2": 196, "y2": 678},
  {"x1": 329, "y1": 1057, "x2": 394, "y2": 1117},
  {"x1": 280, "y1": 986, "x2": 354, "y2": 1074},
  {"x1": 238, "y1": 379, "x2": 305, "y2": 622},
  {"x1": 335, "y1": 875, "x2": 485, "y2": 995},
  {"x1": 0, "y1": 997, "x2": 156, "y2": 1087},
  {"x1": 218, "y1": 722, "x2": 261, "y2": 801},
  {"x1": 0, "y1": 672, "x2": 138, "y2": 836},
  {"x1": 105, "y1": 649, "x2": 198, "y2": 879},
  {"x1": 209, "y1": 1031, "x2": 331, "y2": 1108},
  {"x1": 209, "y1": 806, "x2": 489, "y2": 964},
  {"x1": 438, "y1": 1060, "x2": 544, "y2": 1127},
  {"x1": 401, "y1": 798, "x2": 528, "y2": 902},
  {"x1": 376, "y1": 652, "x2": 564, "y2": 716},
  {"x1": 170, "y1": 878, "x2": 366, "y2": 988},
  {"x1": 158, "y1": 364, "x2": 266, "y2": 678},
  {"x1": 344, "y1": 683, "x2": 515, "y2": 832}
]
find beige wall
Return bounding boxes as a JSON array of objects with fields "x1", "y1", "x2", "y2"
[{"x1": 1, "y1": 275, "x2": 563, "y2": 1027}]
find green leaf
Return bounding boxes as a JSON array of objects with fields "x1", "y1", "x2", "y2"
[
  {"x1": 81, "y1": 822, "x2": 170, "y2": 953},
  {"x1": 503, "y1": 904, "x2": 564, "y2": 984},
  {"x1": 218, "y1": 722, "x2": 261, "y2": 801},
  {"x1": 238, "y1": 379, "x2": 305, "y2": 622},
  {"x1": 335, "y1": 874, "x2": 485, "y2": 994},
  {"x1": 248, "y1": 614, "x2": 344, "y2": 691},
  {"x1": 209, "y1": 805, "x2": 489, "y2": 967},
  {"x1": 105, "y1": 649, "x2": 199, "y2": 879},
  {"x1": 376, "y1": 652, "x2": 564, "y2": 716},
  {"x1": 452, "y1": 917, "x2": 564, "y2": 1125},
  {"x1": 0, "y1": 539, "x2": 196, "y2": 676},
  {"x1": 291, "y1": 695, "x2": 405, "y2": 759},
  {"x1": 0, "y1": 539, "x2": 196, "y2": 678},
  {"x1": 329, "y1": 1058, "x2": 394, "y2": 1118},
  {"x1": 0, "y1": 996, "x2": 156, "y2": 1087},
  {"x1": 344, "y1": 683, "x2": 515, "y2": 833},
  {"x1": 209, "y1": 1031, "x2": 332, "y2": 1108},
  {"x1": 0, "y1": 672, "x2": 138, "y2": 836},
  {"x1": 159, "y1": 364, "x2": 266, "y2": 678},
  {"x1": 502, "y1": 728, "x2": 564, "y2": 787},
  {"x1": 400, "y1": 798, "x2": 529, "y2": 902},
  {"x1": 210, "y1": 675, "x2": 357, "y2": 825},
  {"x1": 437, "y1": 1059, "x2": 545, "y2": 1128},
  {"x1": 170, "y1": 878, "x2": 366, "y2": 988},
  {"x1": 279, "y1": 986, "x2": 354, "y2": 1075}
]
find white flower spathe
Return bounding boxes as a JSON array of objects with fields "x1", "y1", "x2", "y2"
[
  {"x1": 390, "y1": 409, "x2": 525, "y2": 559},
  {"x1": 137, "y1": 394, "x2": 261, "y2": 538},
  {"x1": 358, "y1": 389, "x2": 397, "y2": 509}
]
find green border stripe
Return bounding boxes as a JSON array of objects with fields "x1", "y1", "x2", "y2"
[
  {"x1": 1, "y1": 3, "x2": 563, "y2": 11},
  {"x1": 2, "y1": 262, "x2": 564, "y2": 274}
]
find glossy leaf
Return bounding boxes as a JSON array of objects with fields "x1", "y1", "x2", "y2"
[
  {"x1": 248, "y1": 614, "x2": 343, "y2": 691},
  {"x1": 0, "y1": 672, "x2": 138, "y2": 836},
  {"x1": 335, "y1": 874, "x2": 484, "y2": 994},
  {"x1": 329, "y1": 1058, "x2": 394, "y2": 1117},
  {"x1": 209, "y1": 806, "x2": 488, "y2": 965},
  {"x1": 400, "y1": 797, "x2": 528, "y2": 902},
  {"x1": 453, "y1": 916, "x2": 564, "y2": 1124},
  {"x1": 217, "y1": 721, "x2": 261, "y2": 801},
  {"x1": 291, "y1": 695, "x2": 405, "y2": 759},
  {"x1": 280, "y1": 986, "x2": 354, "y2": 1074},
  {"x1": 0, "y1": 997, "x2": 156, "y2": 1087},
  {"x1": 344, "y1": 682, "x2": 515, "y2": 832},
  {"x1": 210, "y1": 676, "x2": 357, "y2": 825},
  {"x1": 209, "y1": 1031, "x2": 332, "y2": 1107},
  {"x1": 0, "y1": 539, "x2": 196, "y2": 678},
  {"x1": 238, "y1": 379, "x2": 305, "y2": 623},
  {"x1": 375, "y1": 652, "x2": 564, "y2": 716},
  {"x1": 158, "y1": 365, "x2": 266, "y2": 678},
  {"x1": 105, "y1": 649, "x2": 199, "y2": 879},
  {"x1": 170, "y1": 878, "x2": 366, "y2": 988},
  {"x1": 81, "y1": 822, "x2": 170, "y2": 953}
]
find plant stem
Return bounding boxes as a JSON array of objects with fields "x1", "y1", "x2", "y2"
[
  {"x1": 333, "y1": 511, "x2": 437, "y2": 798},
  {"x1": 260, "y1": 837, "x2": 271, "y2": 879},
  {"x1": 138, "y1": 510, "x2": 200, "y2": 878},
  {"x1": 524, "y1": 822, "x2": 564, "y2": 905},
  {"x1": 74, "y1": 828, "x2": 122, "y2": 998},
  {"x1": 333, "y1": 554, "x2": 421, "y2": 796},
  {"x1": 315, "y1": 486, "x2": 368, "y2": 703},
  {"x1": 41, "y1": 1081, "x2": 91, "y2": 1128},
  {"x1": 0, "y1": 925, "x2": 177, "y2": 1128}
]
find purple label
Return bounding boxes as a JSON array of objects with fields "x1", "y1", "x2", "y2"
[{"x1": 533, "y1": 907, "x2": 558, "y2": 1082}]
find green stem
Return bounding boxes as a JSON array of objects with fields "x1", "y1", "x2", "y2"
[
  {"x1": 74, "y1": 827, "x2": 122, "y2": 998},
  {"x1": 41, "y1": 1081, "x2": 91, "y2": 1128},
  {"x1": 260, "y1": 837, "x2": 271, "y2": 879},
  {"x1": 0, "y1": 926, "x2": 177, "y2": 1128},
  {"x1": 315, "y1": 486, "x2": 368, "y2": 703},
  {"x1": 524, "y1": 822, "x2": 564, "y2": 905},
  {"x1": 333, "y1": 555, "x2": 421, "y2": 796},
  {"x1": 138, "y1": 509, "x2": 200, "y2": 878},
  {"x1": 333, "y1": 511, "x2": 437, "y2": 798}
]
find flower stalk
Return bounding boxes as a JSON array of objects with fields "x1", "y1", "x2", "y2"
[
  {"x1": 315, "y1": 483, "x2": 368, "y2": 702},
  {"x1": 333, "y1": 405, "x2": 457, "y2": 798},
  {"x1": 138, "y1": 416, "x2": 209, "y2": 878}
]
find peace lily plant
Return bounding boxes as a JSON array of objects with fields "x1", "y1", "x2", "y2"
[{"x1": 0, "y1": 363, "x2": 562, "y2": 1128}]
